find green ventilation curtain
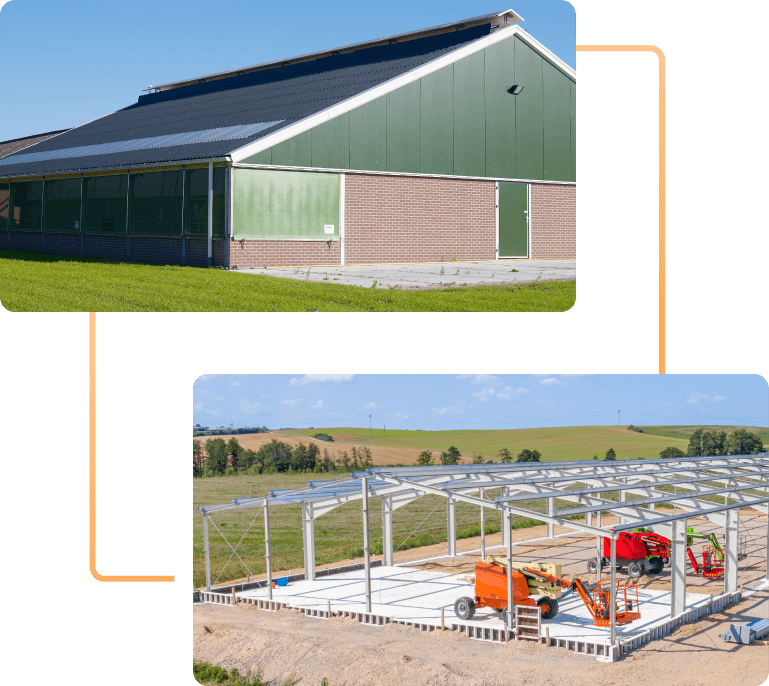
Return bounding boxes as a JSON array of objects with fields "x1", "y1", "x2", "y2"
[
  {"x1": 184, "y1": 167, "x2": 225, "y2": 236},
  {"x1": 44, "y1": 177, "x2": 82, "y2": 234},
  {"x1": 10, "y1": 180, "x2": 43, "y2": 231},
  {"x1": 0, "y1": 182, "x2": 9, "y2": 230},
  {"x1": 83, "y1": 174, "x2": 128, "y2": 234},
  {"x1": 129, "y1": 170, "x2": 184, "y2": 236}
]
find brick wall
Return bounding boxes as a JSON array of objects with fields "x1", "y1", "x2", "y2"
[
  {"x1": 529, "y1": 184, "x2": 576, "y2": 259},
  {"x1": 344, "y1": 174, "x2": 496, "y2": 264},
  {"x1": 229, "y1": 239, "x2": 341, "y2": 269},
  {"x1": 9, "y1": 232, "x2": 43, "y2": 252},
  {"x1": 40, "y1": 233, "x2": 81, "y2": 257}
]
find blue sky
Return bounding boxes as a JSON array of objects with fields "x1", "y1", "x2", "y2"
[
  {"x1": 0, "y1": 0, "x2": 574, "y2": 141},
  {"x1": 192, "y1": 375, "x2": 769, "y2": 430}
]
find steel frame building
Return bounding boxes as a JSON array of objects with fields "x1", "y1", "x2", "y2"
[{"x1": 199, "y1": 454, "x2": 769, "y2": 644}]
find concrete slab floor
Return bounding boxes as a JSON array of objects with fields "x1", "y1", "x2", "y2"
[
  {"x1": 236, "y1": 564, "x2": 710, "y2": 645},
  {"x1": 233, "y1": 259, "x2": 576, "y2": 289}
]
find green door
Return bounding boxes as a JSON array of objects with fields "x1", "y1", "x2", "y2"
[{"x1": 498, "y1": 182, "x2": 528, "y2": 258}]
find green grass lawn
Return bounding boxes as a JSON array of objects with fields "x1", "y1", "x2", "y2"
[{"x1": 0, "y1": 250, "x2": 575, "y2": 312}]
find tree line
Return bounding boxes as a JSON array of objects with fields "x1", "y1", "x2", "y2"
[
  {"x1": 659, "y1": 429, "x2": 764, "y2": 458},
  {"x1": 193, "y1": 438, "x2": 374, "y2": 477},
  {"x1": 415, "y1": 446, "x2": 543, "y2": 466}
]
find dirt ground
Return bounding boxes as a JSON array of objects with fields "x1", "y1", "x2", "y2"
[
  {"x1": 196, "y1": 431, "x2": 429, "y2": 466},
  {"x1": 193, "y1": 590, "x2": 769, "y2": 686},
  {"x1": 195, "y1": 515, "x2": 769, "y2": 685}
]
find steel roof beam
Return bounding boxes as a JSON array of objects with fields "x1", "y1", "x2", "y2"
[
  {"x1": 611, "y1": 497, "x2": 769, "y2": 533},
  {"x1": 496, "y1": 470, "x2": 769, "y2": 505},
  {"x1": 554, "y1": 484, "x2": 760, "y2": 517}
]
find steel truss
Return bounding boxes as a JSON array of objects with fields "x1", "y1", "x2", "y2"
[{"x1": 199, "y1": 453, "x2": 769, "y2": 643}]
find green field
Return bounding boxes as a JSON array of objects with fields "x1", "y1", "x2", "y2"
[
  {"x1": 0, "y1": 251, "x2": 575, "y2": 312},
  {"x1": 280, "y1": 425, "x2": 698, "y2": 461},
  {"x1": 193, "y1": 472, "x2": 583, "y2": 589},
  {"x1": 281, "y1": 425, "x2": 768, "y2": 462}
]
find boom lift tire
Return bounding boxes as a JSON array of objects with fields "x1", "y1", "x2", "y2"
[
  {"x1": 627, "y1": 561, "x2": 643, "y2": 578},
  {"x1": 587, "y1": 559, "x2": 601, "y2": 574},
  {"x1": 647, "y1": 557, "x2": 664, "y2": 574},
  {"x1": 454, "y1": 596, "x2": 476, "y2": 620},
  {"x1": 538, "y1": 596, "x2": 559, "y2": 620}
]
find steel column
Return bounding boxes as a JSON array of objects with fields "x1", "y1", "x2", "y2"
[
  {"x1": 724, "y1": 509, "x2": 739, "y2": 594},
  {"x1": 619, "y1": 488, "x2": 626, "y2": 525},
  {"x1": 264, "y1": 502, "x2": 272, "y2": 600},
  {"x1": 502, "y1": 488, "x2": 511, "y2": 553},
  {"x1": 382, "y1": 495, "x2": 394, "y2": 567},
  {"x1": 362, "y1": 476, "x2": 372, "y2": 612},
  {"x1": 479, "y1": 487, "x2": 486, "y2": 560},
  {"x1": 547, "y1": 497, "x2": 554, "y2": 538},
  {"x1": 203, "y1": 512, "x2": 211, "y2": 592},
  {"x1": 207, "y1": 162, "x2": 213, "y2": 267},
  {"x1": 301, "y1": 502, "x2": 315, "y2": 581},
  {"x1": 447, "y1": 496, "x2": 456, "y2": 557},
  {"x1": 505, "y1": 508, "x2": 513, "y2": 632},
  {"x1": 670, "y1": 518, "x2": 687, "y2": 617},
  {"x1": 609, "y1": 534, "x2": 616, "y2": 643}
]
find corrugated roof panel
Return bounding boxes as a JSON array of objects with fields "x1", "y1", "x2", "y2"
[{"x1": 0, "y1": 122, "x2": 283, "y2": 167}]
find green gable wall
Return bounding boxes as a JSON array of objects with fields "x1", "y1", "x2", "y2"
[{"x1": 241, "y1": 34, "x2": 575, "y2": 182}]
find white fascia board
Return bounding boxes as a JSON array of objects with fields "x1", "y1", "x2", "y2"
[
  {"x1": 508, "y1": 25, "x2": 576, "y2": 81},
  {"x1": 231, "y1": 24, "x2": 521, "y2": 163}
]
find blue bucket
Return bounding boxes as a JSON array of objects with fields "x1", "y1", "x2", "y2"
[{"x1": 276, "y1": 577, "x2": 289, "y2": 587}]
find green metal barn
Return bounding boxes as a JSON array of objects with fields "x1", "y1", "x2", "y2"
[{"x1": 0, "y1": 9, "x2": 575, "y2": 268}]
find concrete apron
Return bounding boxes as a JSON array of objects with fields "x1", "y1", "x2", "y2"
[
  {"x1": 235, "y1": 564, "x2": 710, "y2": 646},
  {"x1": 235, "y1": 259, "x2": 576, "y2": 289}
]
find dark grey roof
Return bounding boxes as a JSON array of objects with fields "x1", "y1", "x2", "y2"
[
  {"x1": 149, "y1": 9, "x2": 521, "y2": 93},
  {"x1": 0, "y1": 129, "x2": 70, "y2": 160},
  {"x1": 0, "y1": 22, "x2": 493, "y2": 179}
]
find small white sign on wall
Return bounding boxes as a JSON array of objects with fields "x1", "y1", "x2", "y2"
[{"x1": 324, "y1": 225, "x2": 335, "y2": 234}]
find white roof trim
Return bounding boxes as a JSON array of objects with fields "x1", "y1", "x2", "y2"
[{"x1": 231, "y1": 24, "x2": 574, "y2": 163}]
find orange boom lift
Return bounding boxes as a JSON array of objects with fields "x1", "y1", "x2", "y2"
[{"x1": 454, "y1": 558, "x2": 641, "y2": 627}]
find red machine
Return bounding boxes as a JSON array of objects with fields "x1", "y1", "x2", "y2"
[
  {"x1": 455, "y1": 560, "x2": 641, "y2": 627},
  {"x1": 687, "y1": 545, "x2": 725, "y2": 578},
  {"x1": 587, "y1": 531, "x2": 671, "y2": 578}
]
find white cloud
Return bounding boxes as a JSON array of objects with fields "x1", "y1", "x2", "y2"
[
  {"x1": 686, "y1": 393, "x2": 726, "y2": 404},
  {"x1": 281, "y1": 398, "x2": 301, "y2": 405},
  {"x1": 365, "y1": 402, "x2": 379, "y2": 408},
  {"x1": 540, "y1": 378, "x2": 567, "y2": 386},
  {"x1": 239, "y1": 400, "x2": 263, "y2": 414},
  {"x1": 231, "y1": 381, "x2": 241, "y2": 386},
  {"x1": 193, "y1": 402, "x2": 204, "y2": 411},
  {"x1": 196, "y1": 374, "x2": 217, "y2": 382},
  {"x1": 433, "y1": 406, "x2": 463, "y2": 414},
  {"x1": 310, "y1": 400, "x2": 324, "y2": 409},
  {"x1": 289, "y1": 374, "x2": 355, "y2": 386},
  {"x1": 472, "y1": 387, "x2": 497, "y2": 401},
  {"x1": 457, "y1": 374, "x2": 498, "y2": 384}
]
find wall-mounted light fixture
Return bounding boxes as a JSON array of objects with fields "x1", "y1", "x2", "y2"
[{"x1": 508, "y1": 85, "x2": 524, "y2": 95}]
